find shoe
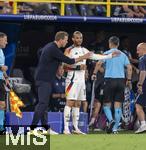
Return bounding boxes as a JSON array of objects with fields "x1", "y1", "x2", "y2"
[
  {"x1": 112, "y1": 130, "x2": 118, "y2": 134},
  {"x1": 48, "y1": 129, "x2": 59, "y2": 135},
  {"x1": 27, "y1": 129, "x2": 41, "y2": 135},
  {"x1": 93, "y1": 128, "x2": 102, "y2": 132},
  {"x1": 135, "y1": 125, "x2": 146, "y2": 134},
  {"x1": 106, "y1": 120, "x2": 115, "y2": 134},
  {"x1": 63, "y1": 129, "x2": 71, "y2": 135},
  {"x1": 89, "y1": 123, "x2": 95, "y2": 131},
  {"x1": 72, "y1": 129, "x2": 86, "y2": 135}
]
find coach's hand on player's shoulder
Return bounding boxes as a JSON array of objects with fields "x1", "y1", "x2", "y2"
[{"x1": 112, "y1": 50, "x2": 121, "y2": 58}]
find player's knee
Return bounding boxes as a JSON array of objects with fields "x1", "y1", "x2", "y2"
[
  {"x1": 66, "y1": 100, "x2": 75, "y2": 107},
  {"x1": 75, "y1": 101, "x2": 81, "y2": 108},
  {"x1": 135, "y1": 104, "x2": 142, "y2": 113}
]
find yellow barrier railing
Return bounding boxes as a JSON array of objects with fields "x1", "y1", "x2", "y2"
[{"x1": 1, "y1": 0, "x2": 146, "y2": 17}]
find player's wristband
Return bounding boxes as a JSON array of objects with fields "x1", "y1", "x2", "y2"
[{"x1": 138, "y1": 84, "x2": 142, "y2": 87}]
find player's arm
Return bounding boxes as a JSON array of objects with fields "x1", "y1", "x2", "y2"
[
  {"x1": 137, "y1": 70, "x2": 146, "y2": 94},
  {"x1": 125, "y1": 64, "x2": 132, "y2": 89},
  {"x1": 90, "y1": 50, "x2": 120, "y2": 60},
  {"x1": 138, "y1": 70, "x2": 146, "y2": 87},
  {"x1": 92, "y1": 61, "x2": 104, "y2": 80},
  {"x1": 63, "y1": 48, "x2": 88, "y2": 70},
  {"x1": 0, "y1": 65, "x2": 8, "y2": 72},
  {"x1": 63, "y1": 48, "x2": 76, "y2": 70}
]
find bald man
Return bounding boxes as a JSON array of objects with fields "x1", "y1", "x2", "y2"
[{"x1": 135, "y1": 42, "x2": 146, "y2": 134}]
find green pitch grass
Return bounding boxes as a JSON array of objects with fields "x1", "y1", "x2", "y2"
[{"x1": 0, "y1": 133, "x2": 146, "y2": 150}]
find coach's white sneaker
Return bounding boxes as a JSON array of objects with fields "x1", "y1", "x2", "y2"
[
  {"x1": 72, "y1": 129, "x2": 86, "y2": 135},
  {"x1": 135, "y1": 124, "x2": 146, "y2": 134},
  {"x1": 48, "y1": 129, "x2": 59, "y2": 135},
  {"x1": 63, "y1": 129, "x2": 71, "y2": 135},
  {"x1": 27, "y1": 129, "x2": 41, "y2": 135}
]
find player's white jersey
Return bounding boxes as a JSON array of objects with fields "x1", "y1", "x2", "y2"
[{"x1": 65, "y1": 46, "x2": 89, "y2": 83}]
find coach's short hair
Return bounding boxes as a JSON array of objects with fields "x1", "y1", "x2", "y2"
[
  {"x1": 109, "y1": 36, "x2": 120, "y2": 46},
  {"x1": 55, "y1": 31, "x2": 68, "y2": 41},
  {"x1": 0, "y1": 32, "x2": 7, "y2": 38}
]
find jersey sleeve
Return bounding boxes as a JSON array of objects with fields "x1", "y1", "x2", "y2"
[
  {"x1": 83, "y1": 48, "x2": 89, "y2": 54},
  {"x1": 90, "y1": 53, "x2": 112, "y2": 61},
  {"x1": 139, "y1": 57, "x2": 146, "y2": 71},
  {"x1": 124, "y1": 54, "x2": 130, "y2": 66}
]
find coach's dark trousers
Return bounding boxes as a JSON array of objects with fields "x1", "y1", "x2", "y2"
[{"x1": 31, "y1": 81, "x2": 52, "y2": 130}]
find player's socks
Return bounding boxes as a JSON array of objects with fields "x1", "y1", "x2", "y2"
[
  {"x1": 141, "y1": 121, "x2": 146, "y2": 126},
  {"x1": 103, "y1": 106, "x2": 113, "y2": 122},
  {"x1": 64, "y1": 105, "x2": 71, "y2": 131},
  {"x1": 72, "y1": 107, "x2": 80, "y2": 130},
  {"x1": 113, "y1": 107, "x2": 122, "y2": 131}
]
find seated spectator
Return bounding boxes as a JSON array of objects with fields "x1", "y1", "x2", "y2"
[
  {"x1": 122, "y1": 0, "x2": 144, "y2": 18},
  {"x1": 112, "y1": 0, "x2": 144, "y2": 18},
  {"x1": 1, "y1": 1, "x2": 12, "y2": 14},
  {"x1": 18, "y1": 3, "x2": 34, "y2": 14},
  {"x1": 22, "y1": 3, "x2": 53, "y2": 15},
  {"x1": 139, "y1": 6, "x2": 146, "y2": 17},
  {"x1": 78, "y1": 4, "x2": 94, "y2": 16},
  {"x1": 50, "y1": 64, "x2": 66, "y2": 112},
  {"x1": 88, "y1": 0, "x2": 106, "y2": 17},
  {"x1": 65, "y1": 4, "x2": 79, "y2": 16}
]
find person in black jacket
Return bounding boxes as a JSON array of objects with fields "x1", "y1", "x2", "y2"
[{"x1": 29, "y1": 31, "x2": 91, "y2": 135}]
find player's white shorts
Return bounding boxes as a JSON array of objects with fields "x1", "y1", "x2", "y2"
[{"x1": 65, "y1": 82, "x2": 86, "y2": 101}]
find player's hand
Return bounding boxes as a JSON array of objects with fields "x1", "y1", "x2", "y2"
[
  {"x1": 0, "y1": 101, "x2": 6, "y2": 110},
  {"x1": 0, "y1": 65, "x2": 8, "y2": 71},
  {"x1": 80, "y1": 64, "x2": 87, "y2": 70},
  {"x1": 126, "y1": 80, "x2": 132, "y2": 90},
  {"x1": 137, "y1": 83, "x2": 143, "y2": 94},
  {"x1": 112, "y1": 50, "x2": 121, "y2": 58}
]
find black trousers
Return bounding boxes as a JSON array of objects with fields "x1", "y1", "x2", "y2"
[{"x1": 31, "y1": 81, "x2": 52, "y2": 130}]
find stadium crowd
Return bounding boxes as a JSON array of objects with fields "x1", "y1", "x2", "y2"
[{"x1": 0, "y1": 0, "x2": 146, "y2": 17}]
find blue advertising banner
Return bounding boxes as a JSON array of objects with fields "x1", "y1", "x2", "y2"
[
  {"x1": 6, "y1": 112, "x2": 88, "y2": 134},
  {"x1": 0, "y1": 15, "x2": 146, "y2": 24}
]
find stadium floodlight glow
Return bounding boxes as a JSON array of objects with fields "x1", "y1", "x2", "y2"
[{"x1": 5, "y1": 127, "x2": 48, "y2": 146}]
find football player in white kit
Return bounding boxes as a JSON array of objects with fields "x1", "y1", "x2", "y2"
[{"x1": 63, "y1": 31, "x2": 120, "y2": 134}]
